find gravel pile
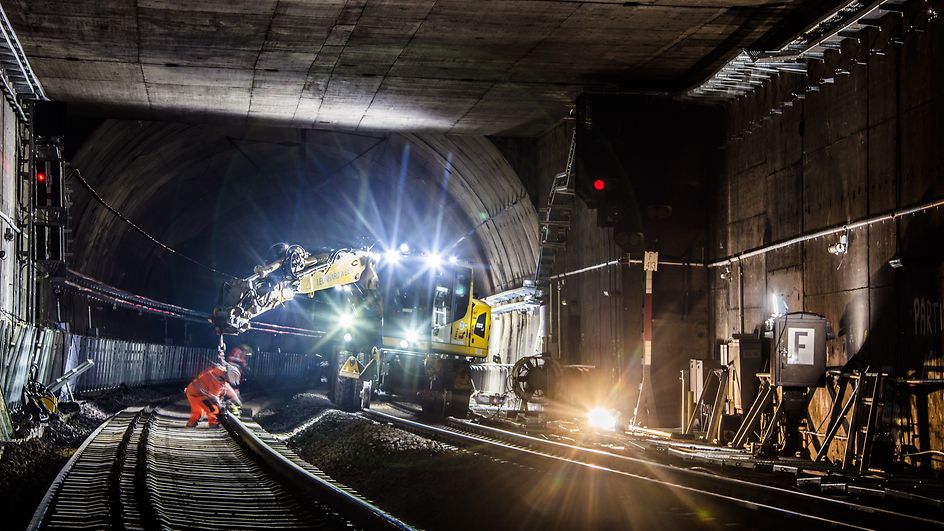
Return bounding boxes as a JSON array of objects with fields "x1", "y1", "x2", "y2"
[
  {"x1": 251, "y1": 391, "x2": 335, "y2": 433},
  {"x1": 86, "y1": 383, "x2": 183, "y2": 413},
  {"x1": 287, "y1": 406, "x2": 536, "y2": 530}
]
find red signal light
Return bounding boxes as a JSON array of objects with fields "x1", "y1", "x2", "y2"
[
  {"x1": 593, "y1": 178, "x2": 605, "y2": 191},
  {"x1": 37, "y1": 172, "x2": 46, "y2": 183}
]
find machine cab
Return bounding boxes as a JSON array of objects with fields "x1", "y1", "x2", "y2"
[{"x1": 379, "y1": 257, "x2": 489, "y2": 358}]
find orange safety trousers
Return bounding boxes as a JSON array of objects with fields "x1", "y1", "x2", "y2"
[
  {"x1": 186, "y1": 392, "x2": 220, "y2": 426},
  {"x1": 185, "y1": 365, "x2": 228, "y2": 426}
]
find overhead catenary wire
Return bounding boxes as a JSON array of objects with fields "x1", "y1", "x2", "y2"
[
  {"x1": 68, "y1": 167, "x2": 239, "y2": 280},
  {"x1": 68, "y1": 134, "x2": 388, "y2": 281},
  {"x1": 549, "y1": 255, "x2": 704, "y2": 281},
  {"x1": 55, "y1": 268, "x2": 325, "y2": 338}
]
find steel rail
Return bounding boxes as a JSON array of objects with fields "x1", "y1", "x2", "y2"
[
  {"x1": 449, "y1": 417, "x2": 944, "y2": 526},
  {"x1": 362, "y1": 408, "x2": 942, "y2": 529},
  {"x1": 30, "y1": 406, "x2": 412, "y2": 530},
  {"x1": 221, "y1": 410, "x2": 411, "y2": 530}
]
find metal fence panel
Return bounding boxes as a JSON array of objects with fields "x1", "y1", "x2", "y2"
[
  {"x1": 0, "y1": 321, "x2": 61, "y2": 408},
  {"x1": 70, "y1": 337, "x2": 220, "y2": 393},
  {"x1": 1, "y1": 318, "x2": 319, "y2": 407}
]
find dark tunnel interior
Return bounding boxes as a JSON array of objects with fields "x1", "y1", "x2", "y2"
[{"x1": 60, "y1": 119, "x2": 538, "y2": 348}]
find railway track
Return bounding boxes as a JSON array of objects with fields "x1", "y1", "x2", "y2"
[
  {"x1": 362, "y1": 405, "x2": 944, "y2": 530},
  {"x1": 29, "y1": 405, "x2": 410, "y2": 530}
]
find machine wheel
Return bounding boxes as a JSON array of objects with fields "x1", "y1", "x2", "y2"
[
  {"x1": 335, "y1": 376, "x2": 361, "y2": 412},
  {"x1": 360, "y1": 380, "x2": 373, "y2": 410},
  {"x1": 447, "y1": 392, "x2": 471, "y2": 419},
  {"x1": 420, "y1": 392, "x2": 446, "y2": 419}
]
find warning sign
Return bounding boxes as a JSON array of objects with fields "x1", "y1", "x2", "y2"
[
  {"x1": 787, "y1": 327, "x2": 815, "y2": 365},
  {"x1": 643, "y1": 252, "x2": 659, "y2": 272}
]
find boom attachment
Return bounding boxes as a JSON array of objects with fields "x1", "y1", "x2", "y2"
[{"x1": 210, "y1": 245, "x2": 378, "y2": 335}]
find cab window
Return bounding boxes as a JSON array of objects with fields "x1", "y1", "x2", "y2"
[{"x1": 452, "y1": 268, "x2": 471, "y2": 319}]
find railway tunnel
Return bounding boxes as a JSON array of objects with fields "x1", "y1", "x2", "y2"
[{"x1": 1, "y1": 0, "x2": 943, "y2": 529}]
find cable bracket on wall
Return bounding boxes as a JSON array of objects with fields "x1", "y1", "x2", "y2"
[{"x1": 687, "y1": 0, "x2": 909, "y2": 102}]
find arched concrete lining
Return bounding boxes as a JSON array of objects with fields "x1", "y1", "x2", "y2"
[
  {"x1": 397, "y1": 134, "x2": 540, "y2": 293},
  {"x1": 70, "y1": 121, "x2": 539, "y2": 303}
]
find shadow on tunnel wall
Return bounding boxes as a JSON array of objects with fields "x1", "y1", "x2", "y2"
[{"x1": 839, "y1": 206, "x2": 944, "y2": 463}]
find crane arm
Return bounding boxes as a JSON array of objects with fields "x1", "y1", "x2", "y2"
[{"x1": 210, "y1": 245, "x2": 378, "y2": 335}]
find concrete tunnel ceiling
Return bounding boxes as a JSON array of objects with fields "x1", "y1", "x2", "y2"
[
  {"x1": 6, "y1": 0, "x2": 845, "y2": 135},
  {"x1": 69, "y1": 120, "x2": 539, "y2": 312}
]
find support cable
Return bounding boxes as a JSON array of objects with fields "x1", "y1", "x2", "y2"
[
  {"x1": 68, "y1": 168, "x2": 238, "y2": 280},
  {"x1": 54, "y1": 270, "x2": 324, "y2": 339}
]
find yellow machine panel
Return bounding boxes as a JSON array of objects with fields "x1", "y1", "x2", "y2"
[{"x1": 297, "y1": 254, "x2": 377, "y2": 295}]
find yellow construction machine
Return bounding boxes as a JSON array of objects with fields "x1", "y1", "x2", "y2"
[{"x1": 210, "y1": 244, "x2": 491, "y2": 418}]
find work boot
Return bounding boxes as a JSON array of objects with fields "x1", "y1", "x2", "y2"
[{"x1": 186, "y1": 421, "x2": 197, "y2": 427}]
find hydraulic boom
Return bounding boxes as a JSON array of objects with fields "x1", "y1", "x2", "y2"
[{"x1": 210, "y1": 245, "x2": 378, "y2": 335}]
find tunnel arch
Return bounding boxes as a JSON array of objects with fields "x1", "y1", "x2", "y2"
[{"x1": 68, "y1": 120, "x2": 540, "y2": 337}]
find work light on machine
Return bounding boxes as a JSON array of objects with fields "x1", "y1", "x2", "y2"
[
  {"x1": 337, "y1": 311, "x2": 355, "y2": 329},
  {"x1": 399, "y1": 328, "x2": 420, "y2": 348},
  {"x1": 424, "y1": 252, "x2": 443, "y2": 269},
  {"x1": 383, "y1": 248, "x2": 401, "y2": 264}
]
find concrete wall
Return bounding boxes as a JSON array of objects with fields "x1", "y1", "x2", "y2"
[
  {"x1": 0, "y1": 96, "x2": 19, "y2": 319},
  {"x1": 496, "y1": 108, "x2": 714, "y2": 424},
  {"x1": 713, "y1": 3, "x2": 944, "y2": 460},
  {"x1": 494, "y1": 123, "x2": 633, "y2": 406}
]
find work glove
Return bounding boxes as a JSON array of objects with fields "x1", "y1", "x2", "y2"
[{"x1": 203, "y1": 396, "x2": 222, "y2": 411}]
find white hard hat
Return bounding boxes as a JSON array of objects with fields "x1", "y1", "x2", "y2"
[{"x1": 226, "y1": 366, "x2": 241, "y2": 385}]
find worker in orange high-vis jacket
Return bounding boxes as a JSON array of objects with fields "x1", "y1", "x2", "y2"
[
  {"x1": 185, "y1": 363, "x2": 241, "y2": 427},
  {"x1": 226, "y1": 344, "x2": 252, "y2": 386},
  {"x1": 227, "y1": 344, "x2": 252, "y2": 369}
]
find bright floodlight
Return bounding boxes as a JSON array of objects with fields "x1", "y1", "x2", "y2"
[
  {"x1": 399, "y1": 339, "x2": 410, "y2": 349},
  {"x1": 405, "y1": 329, "x2": 419, "y2": 343},
  {"x1": 587, "y1": 407, "x2": 618, "y2": 431},
  {"x1": 425, "y1": 253, "x2": 443, "y2": 269},
  {"x1": 448, "y1": 255, "x2": 458, "y2": 265},
  {"x1": 343, "y1": 333, "x2": 352, "y2": 343},
  {"x1": 384, "y1": 249, "x2": 401, "y2": 264},
  {"x1": 399, "y1": 242, "x2": 410, "y2": 254},
  {"x1": 280, "y1": 287, "x2": 296, "y2": 300},
  {"x1": 337, "y1": 311, "x2": 354, "y2": 329}
]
